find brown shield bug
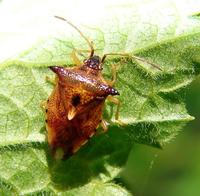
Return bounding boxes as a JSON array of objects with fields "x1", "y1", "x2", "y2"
[{"x1": 42, "y1": 16, "x2": 162, "y2": 160}]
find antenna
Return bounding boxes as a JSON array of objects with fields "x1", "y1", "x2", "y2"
[{"x1": 54, "y1": 16, "x2": 94, "y2": 57}]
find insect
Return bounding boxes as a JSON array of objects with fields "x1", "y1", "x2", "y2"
[
  {"x1": 42, "y1": 16, "x2": 162, "y2": 160},
  {"x1": 42, "y1": 16, "x2": 123, "y2": 160}
]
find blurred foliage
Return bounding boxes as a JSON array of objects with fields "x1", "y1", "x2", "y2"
[{"x1": 122, "y1": 76, "x2": 200, "y2": 196}]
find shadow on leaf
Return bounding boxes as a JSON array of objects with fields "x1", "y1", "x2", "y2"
[{"x1": 45, "y1": 127, "x2": 133, "y2": 190}]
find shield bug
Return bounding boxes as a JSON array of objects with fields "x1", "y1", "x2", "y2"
[
  {"x1": 43, "y1": 16, "x2": 162, "y2": 160},
  {"x1": 43, "y1": 16, "x2": 123, "y2": 159}
]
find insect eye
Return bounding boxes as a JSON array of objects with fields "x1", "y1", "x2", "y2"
[{"x1": 71, "y1": 95, "x2": 81, "y2": 106}]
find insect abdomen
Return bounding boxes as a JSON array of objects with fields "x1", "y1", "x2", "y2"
[{"x1": 46, "y1": 84, "x2": 104, "y2": 159}]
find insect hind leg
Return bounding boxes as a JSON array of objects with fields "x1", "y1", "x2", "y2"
[{"x1": 101, "y1": 119, "x2": 108, "y2": 132}]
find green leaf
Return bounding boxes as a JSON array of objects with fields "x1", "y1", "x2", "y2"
[{"x1": 0, "y1": 0, "x2": 200, "y2": 194}]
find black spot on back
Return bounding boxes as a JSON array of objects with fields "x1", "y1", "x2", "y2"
[{"x1": 72, "y1": 95, "x2": 80, "y2": 106}]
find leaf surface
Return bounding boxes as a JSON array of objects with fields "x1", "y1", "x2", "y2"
[{"x1": 0, "y1": 0, "x2": 200, "y2": 194}]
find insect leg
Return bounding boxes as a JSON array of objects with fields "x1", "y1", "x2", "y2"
[
  {"x1": 101, "y1": 119, "x2": 108, "y2": 132},
  {"x1": 101, "y1": 53, "x2": 162, "y2": 71},
  {"x1": 71, "y1": 48, "x2": 92, "y2": 66},
  {"x1": 107, "y1": 96, "x2": 126, "y2": 126},
  {"x1": 71, "y1": 49, "x2": 82, "y2": 66},
  {"x1": 45, "y1": 75, "x2": 57, "y2": 85},
  {"x1": 102, "y1": 63, "x2": 117, "y2": 87},
  {"x1": 40, "y1": 101, "x2": 47, "y2": 112},
  {"x1": 107, "y1": 96, "x2": 120, "y2": 120}
]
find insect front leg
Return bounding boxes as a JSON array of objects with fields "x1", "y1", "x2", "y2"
[
  {"x1": 107, "y1": 96, "x2": 120, "y2": 120},
  {"x1": 71, "y1": 49, "x2": 83, "y2": 66},
  {"x1": 71, "y1": 48, "x2": 92, "y2": 66},
  {"x1": 40, "y1": 101, "x2": 47, "y2": 112},
  {"x1": 102, "y1": 63, "x2": 117, "y2": 87},
  {"x1": 107, "y1": 96, "x2": 126, "y2": 126},
  {"x1": 45, "y1": 75, "x2": 57, "y2": 85}
]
